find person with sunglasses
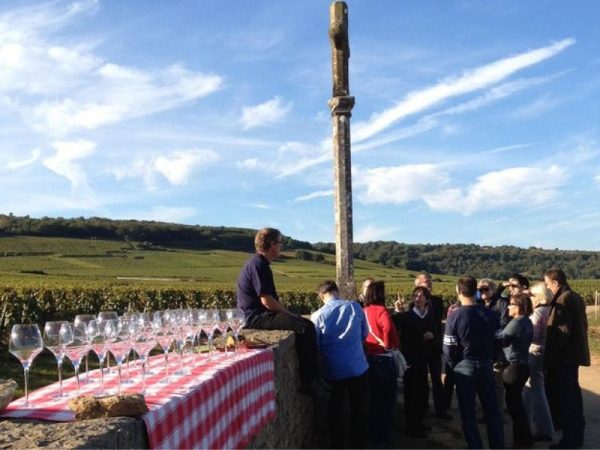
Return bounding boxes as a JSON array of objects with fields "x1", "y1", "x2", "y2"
[{"x1": 501, "y1": 293, "x2": 534, "y2": 448}]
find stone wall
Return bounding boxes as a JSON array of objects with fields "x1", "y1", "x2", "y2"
[{"x1": 0, "y1": 330, "x2": 314, "y2": 449}]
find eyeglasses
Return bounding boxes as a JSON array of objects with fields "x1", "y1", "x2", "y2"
[
  {"x1": 478, "y1": 287, "x2": 490, "y2": 292},
  {"x1": 508, "y1": 284, "x2": 521, "y2": 288},
  {"x1": 508, "y1": 303, "x2": 518, "y2": 306}
]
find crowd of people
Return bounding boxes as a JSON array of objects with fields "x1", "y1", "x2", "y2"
[{"x1": 236, "y1": 227, "x2": 591, "y2": 449}]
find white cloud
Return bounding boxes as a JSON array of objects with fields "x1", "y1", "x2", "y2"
[
  {"x1": 294, "y1": 190, "x2": 333, "y2": 202},
  {"x1": 424, "y1": 165, "x2": 568, "y2": 214},
  {"x1": 43, "y1": 139, "x2": 96, "y2": 190},
  {"x1": 241, "y1": 97, "x2": 291, "y2": 130},
  {"x1": 595, "y1": 174, "x2": 600, "y2": 184},
  {"x1": 510, "y1": 94, "x2": 562, "y2": 119},
  {"x1": 112, "y1": 149, "x2": 220, "y2": 188},
  {"x1": 236, "y1": 158, "x2": 259, "y2": 170},
  {"x1": 123, "y1": 206, "x2": 199, "y2": 223},
  {"x1": 353, "y1": 38, "x2": 575, "y2": 142},
  {"x1": 0, "y1": 3, "x2": 223, "y2": 135},
  {"x1": 356, "y1": 164, "x2": 450, "y2": 204},
  {"x1": 5, "y1": 148, "x2": 41, "y2": 170},
  {"x1": 355, "y1": 224, "x2": 398, "y2": 243}
]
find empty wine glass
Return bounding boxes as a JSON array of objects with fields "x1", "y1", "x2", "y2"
[
  {"x1": 43, "y1": 321, "x2": 69, "y2": 398},
  {"x1": 97, "y1": 311, "x2": 118, "y2": 372},
  {"x1": 131, "y1": 314, "x2": 156, "y2": 394},
  {"x1": 152, "y1": 311, "x2": 174, "y2": 383},
  {"x1": 121, "y1": 313, "x2": 138, "y2": 383},
  {"x1": 226, "y1": 309, "x2": 246, "y2": 354},
  {"x1": 215, "y1": 310, "x2": 230, "y2": 356},
  {"x1": 87, "y1": 319, "x2": 107, "y2": 394},
  {"x1": 104, "y1": 318, "x2": 130, "y2": 395},
  {"x1": 9, "y1": 324, "x2": 44, "y2": 407},
  {"x1": 61, "y1": 322, "x2": 87, "y2": 396},
  {"x1": 74, "y1": 314, "x2": 95, "y2": 382},
  {"x1": 203, "y1": 309, "x2": 220, "y2": 359}
]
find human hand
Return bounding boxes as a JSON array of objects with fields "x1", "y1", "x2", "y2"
[{"x1": 394, "y1": 294, "x2": 406, "y2": 313}]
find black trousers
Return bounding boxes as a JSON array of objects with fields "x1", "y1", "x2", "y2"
[
  {"x1": 443, "y1": 361, "x2": 456, "y2": 410},
  {"x1": 503, "y1": 363, "x2": 533, "y2": 446},
  {"x1": 427, "y1": 351, "x2": 446, "y2": 415},
  {"x1": 328, "y1": 371, "x2": 369, "y2": 449},
  {"x1": 247, "y1": 311, "x2": 319, "y2": 385},
  {"x1": 546, "y1": 365, "x2": 585, "y2": 447},
  {"x1": 404, "y1": 363, "x2": 429, "y2": 430}
]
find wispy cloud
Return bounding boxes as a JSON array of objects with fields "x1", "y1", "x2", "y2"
[
  {"x1": 0, "y1": 2, "x2": 223, "y2": 135},
  {"x1": 241, "y1": 97, "x2": 291, "y2": 130},
  {"x1": 294, "y1": 190, "x2": 333, "y2": 202},
  {"x1": 112, "y1": 149, "x2": 220, "y2": 188},
  {"x1": 5, "y1": 148, "x2": 41, "y2": 170},
  {"x1": 353, "y1": 39, "x2": 575, "y2": 142},
  {"x1": 510, "y1": 94, "x2": 562, "y2": 119},
  {"x1": 43, "y1": 139, "x2": 96, "y2": 190}
]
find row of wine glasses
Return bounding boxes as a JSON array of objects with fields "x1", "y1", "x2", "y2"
[{"x1": 8, "y1": 308, "x2": 246, "y2": 404}]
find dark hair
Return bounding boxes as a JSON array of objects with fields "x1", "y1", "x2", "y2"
[
  {"x1": 457, "y1": 276, "x2": 477, "y2": 298},
  {"x1": 509, "y1": 273, "x2": 530, "y2": 289},
  {"x1": 544, "y1": 267, "x2": 567, "y2": 286},
  {"x1": 364, "y1": 281, "x2": 386, "y2": 306},
  {"x1": 254, "y1": 227, "x2": 282, "y2": 253},
  {"x1": 411, "y1": 286, "x2": 431, "y2": 302},
  {"x1": 317, "y1": 280, "x2": 338, "y2": 295},
  {"x1": 510, "y1": 293, "x2": 533, "y2": 316}
]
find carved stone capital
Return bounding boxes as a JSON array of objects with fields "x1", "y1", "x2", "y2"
[{"x1": 328, "y1": 96, "x2": 355, "y2": 116}]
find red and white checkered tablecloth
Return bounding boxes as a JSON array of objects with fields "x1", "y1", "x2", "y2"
[{"x1": 0, "y1": 349, "x2": 276, "y2": 449}]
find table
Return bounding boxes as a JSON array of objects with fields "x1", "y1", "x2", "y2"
[{"x1": 0, "y1": 349, "x2": 276, "y2": 449}]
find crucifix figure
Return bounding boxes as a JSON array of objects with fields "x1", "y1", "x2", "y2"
[{"x1": 328, "y1": 1, "x2": 356, "y2": 299}]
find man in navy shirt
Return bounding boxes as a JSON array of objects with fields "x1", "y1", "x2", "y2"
[
  {"x1": 237, "y1": 227, "x2": 322, "y2": 394},
  {"x1": 443, "y1": 276, "x2": 505, "y2": 449}
]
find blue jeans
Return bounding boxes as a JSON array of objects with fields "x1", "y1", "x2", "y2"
[
  {"x1": 367, "y1": 354, "x2": 397, "y2": 447},
  {"x1": 454, "y1": 359, "x2": 505, "y2": 449},
  {"x1": 523, "y1": 351, "x2": 554, "y2": 437}
]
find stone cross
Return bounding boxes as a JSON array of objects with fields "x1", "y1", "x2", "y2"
[{"x1": 328, "y1": 1, "x2": 356, "y2": 299}]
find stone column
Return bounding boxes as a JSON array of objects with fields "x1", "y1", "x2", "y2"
[{"x1": 328, "y1": 1, "x2": 356, "y2": 299}]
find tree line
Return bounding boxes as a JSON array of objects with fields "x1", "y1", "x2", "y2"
[{"x1": 2, "y1": 214, "x2": 599, "y2": 279}]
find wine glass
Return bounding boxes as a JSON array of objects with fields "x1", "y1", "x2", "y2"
[
  {"x1": 203, "y1": 309, "x2": 220, "y2": 359},
  {"x1": 131, "y1": 314, "x2": 156, "y2": 394},
  {"x1": 152, "y1": 311, "x2": 174, "y2": 383},
  {"x1": 74, "y1": 314, "x2": 95, "y2": 382},
  {"x1": 9, "y1": 324, "x2": 44, "y2": 407},
  {"x1": 104, "y1": 318, "x2": 130, "y2": 395},
  {"x1": 43, "y1": 321, "x2": 69, "y2": 398},
  {"x1": 87, "y1": 319, "x2": 107, "y2": 394},
  {"x1": 215, "y1": 310, "x2": 230, "y2": 356},
  {"x1": 226, "y1": 309, "x2": 246, "y2": 354},
  {"x1": 61, "y1": 322, "x2": 87, "y2": 396},
  {"x1": 121, "y1": 313, "x2": 138, "y2": 383},
  {"x1": 97, "y1": 311, "x2": 118, "y2": 372}
]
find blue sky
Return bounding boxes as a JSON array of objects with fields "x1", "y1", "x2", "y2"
[{"x1": 1, "y1": 1, "x2": 600, "y2": 250}]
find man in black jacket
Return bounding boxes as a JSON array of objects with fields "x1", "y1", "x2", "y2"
[{"x1": 544, "y1": 268, "x2": 590, "y2": 449}]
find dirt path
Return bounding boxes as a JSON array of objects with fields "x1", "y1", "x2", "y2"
[{"x1": 413, "y1": 323, "x2": 600, "y2": 449}]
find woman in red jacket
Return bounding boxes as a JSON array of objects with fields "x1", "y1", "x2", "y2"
[{"x1": 363, "y1": 281, "x2": 400, "y2": 448}]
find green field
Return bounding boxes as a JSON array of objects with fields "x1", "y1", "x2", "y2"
[{"x1": 0, "y1": 235, "x2": 458, "y2": 293}]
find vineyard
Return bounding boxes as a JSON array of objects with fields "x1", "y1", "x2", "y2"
[{"x1": 1, "y1": 235, "x2": 599, "y2": 348}]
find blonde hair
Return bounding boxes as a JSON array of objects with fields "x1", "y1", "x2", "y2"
[{"x1": 529, "y1": 281, "x2": 552, "y2": 306}]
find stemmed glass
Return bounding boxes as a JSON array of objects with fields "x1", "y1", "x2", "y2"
[
  {"x1": 9, "y1": 324, "x2": 44, "y2": 407},
  {"x1": 131, "y1": 313, "x2": 155, "y2": 394},
  {"x1": 87, "y1": 319, "x2": 107, "y2": 394},
  {"x1": 43, "y1": 321, "x2": 69, "y2": 398},
  {"x1": 97, "y1": 311, "x2": 118, "y2": 372},
  {"x1": 74, "y1": 314, "x2": 95, "y2": 382},
  {"x1": 204, "y1": 309, "x2": 219, "y2": 359},
  {"x1": 61, "y1": 322, "x2": 87, "y2": 396},
  {"x1": 226, "y1": 309, "x2": 245, "y2": 354},
  {"x1": 152, "y1": 311, "x2": 174, "y2": 383},
  {"x1": 121, "y1": 313, "x2": 138, "y2": 383},
  {"x1": 215, "y1": 310, "x2": 230, "y2": 356},
  {"x1": 104, "y1": 318, "x2": 130, "y2": 395}
]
